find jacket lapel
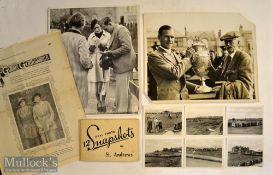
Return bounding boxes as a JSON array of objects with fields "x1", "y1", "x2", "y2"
[
  {"x1": 221, "y1": 55, "x2": 231, "y2": 76},
  {"x1": 221, "y1": 51, "x2": 240, "y2": 79},
  {"x1": 227, "y1": 50, "x2": 240, "y2": 70},
  {"x1": 173, "y1": 52, "x2": 182, "y2": 63},
  {"x1": 158, "y1": 47, "x2": 178, "y2": 65}
]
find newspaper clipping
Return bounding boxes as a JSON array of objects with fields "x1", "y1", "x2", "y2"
[{"x1": 0, "y1": 32, "x2": 85, "y2": 174}]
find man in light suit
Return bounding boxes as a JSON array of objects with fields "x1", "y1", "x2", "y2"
[
  {"x1": 100, "y1": 17, "x2": 137, "y2": 113},
  {"x1": 148, "y1": 25, "x2": 196, "y2": 100},
  {"x1": 208, "y1": 31, "x2": 254, "y2": 99}
]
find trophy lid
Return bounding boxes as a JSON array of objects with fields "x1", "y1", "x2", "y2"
[{"x1": 191, "y1": 38, "x2": 208, "y2": 52}]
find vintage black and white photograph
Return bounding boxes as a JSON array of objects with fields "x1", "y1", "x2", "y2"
[
  {"x1": 144, "y1": 12, "x2": 257, "y2": 101},
  {"x1": 145, "y1": 106, "x2": 182, "y2": 135},
  {"x1": 227, "y1": 106, "x2": 263, "y2": 135},
  {"x1": 145, "y1": 139, "x2": 182, "y2": 167},
  {"x1": 186, "y1": 138, "x2": 223, "y2": 167},
  {"x1": 8, "y1": 83, "x2": 65, "y2": 150},
  {"x1": 49, "y1": 6, "x2": 139, "y2": 114},
  {"x1": 185, "y1": 105, "x2": 224, "y2": 135},
  {"x1": 186, "y1": 116, "x2": 223, "y2": 135},
  {"x1": 228, "y1": 137, "x2": 263, "y2": 167}
]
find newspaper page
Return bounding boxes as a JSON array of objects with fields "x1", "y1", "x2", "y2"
[
  {"x1": 80, "y1": 119, "x2": 139, "y2": 161},
  {"x1": 0, "y1": 32, "x2": 85, "y2": 174}
]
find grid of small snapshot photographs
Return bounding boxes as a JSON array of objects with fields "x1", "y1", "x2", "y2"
[{"x1": 143, "y1": 105, "x2": 263, "y2": 168}]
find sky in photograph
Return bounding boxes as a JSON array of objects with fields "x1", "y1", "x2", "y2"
[
  {"x1": 228, "y1": 138, "x2": 263, "y2": 151},
  {"x1": 144, "y1": 12, "x2": 254, "y2": 36},
  {"x1": 227, "y1": 106, "x2": 263, "y2": 119},
  {"x1": 145, "y1": 139, "x2": 182, "y2": 153},
  {"x1": 145, "y1": 106, "x2": 183, "y2": 113},
  {"x1": 186, "y1": 138, "x2": 223, "y2": 148},
  {"x1": 185, "y1": 105, "x2": 225, "y2": 118}
]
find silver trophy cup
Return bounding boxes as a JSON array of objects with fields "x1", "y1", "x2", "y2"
[{"x1": 191, "y1": 42, "x2": 212, "y2": 93}]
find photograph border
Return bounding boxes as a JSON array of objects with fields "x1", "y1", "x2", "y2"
[
  {"x1": 7, "y1": 81, "x2": 67, "y2": 154},
  {"x1": 227, "y1": 136, "x2": 263, "y2": 168},
  {"x1": 185, "y1": 137, "x2": 225, "y2": 168},
  {"x1": 48, "y1": 5, "x2": 142, "y2": 116},
  {"x1": 143, "y1": 138, "x2": 184, "y2": 168},
  {"x1": 143, "y1": 12, "x2": 259, "y2": 104}
]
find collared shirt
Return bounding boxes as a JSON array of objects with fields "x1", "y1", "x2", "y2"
[
  {"x1": 67, "y1": 27, "x2": 82, "y2": 35},
  {"x1": 158, "y1": 46, "x2": 180, "y2": 64},
  {"x1": 88, "y1": 30, "x2": 110, "y2": 47},
  {"x1": 159, "y1": 46, "x2": 172, "y2": 54},
  {"x1": 229, "y1": 50, "x2": 237, "y2": 60}
]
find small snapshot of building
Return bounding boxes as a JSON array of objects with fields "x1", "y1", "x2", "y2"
[
  {"x1": 228, "y1": 145, "x2": 263, "y2": 166},
  {"x1": 228, "y1": 118, "x2": 262, "y2": 128}
]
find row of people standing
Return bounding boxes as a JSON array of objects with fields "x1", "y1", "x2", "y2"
[{"x1": 62, "y1": 12, "x2": 136, "y2": 113}]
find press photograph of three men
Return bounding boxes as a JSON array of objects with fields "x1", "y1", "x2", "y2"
[{"x1": 49, "y1": 6, "x2": 139, "y2": 114}]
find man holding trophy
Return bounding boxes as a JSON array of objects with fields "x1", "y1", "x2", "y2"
[
  {"x1": 147, "y1": 25, "x2": 198, "y2": 100},
  {"x1": 148, "y1": 25, "x2": 253, "y2": 100}
]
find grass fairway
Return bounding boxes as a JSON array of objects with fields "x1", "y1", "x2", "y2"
[
  {"x1": 186, "y1": 117, "x2": 223, "y2": 135},
  {"x1": 187, "y1": 150, "x2": 222, "y2": 158},
  {"x1": 228, "y1": 153, "x2": 263, "y2": 166},
  {"x1": 228, "y1": 125, "x2": 262, "y2": 135},
  {"x1": 145, "y1": 156, "x2": 181, "y2": 167},
  {"x1": 186, "y1": 157, "x2": 222, "y2": 167}
]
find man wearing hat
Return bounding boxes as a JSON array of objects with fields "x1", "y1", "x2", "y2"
[{"x1": 208, "y1": 31, "x2": 253, "y2": 99}]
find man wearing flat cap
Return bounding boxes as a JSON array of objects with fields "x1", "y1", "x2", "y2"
[{"x1": 208, "y1": 31, "x2": 254, "y2": 99}]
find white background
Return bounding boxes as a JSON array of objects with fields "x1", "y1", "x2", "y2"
[{"x1": 1, "y1": 0, "x2": 273, "y2": 174}]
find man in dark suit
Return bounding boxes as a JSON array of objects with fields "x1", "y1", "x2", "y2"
[
  {"x1": 208, "y1": 31, "x2": 254, "y2": 99},
  {"x1": 100, "y1": 17, "x2": 136, "y2": 113},
  {"x1": 147, "y1": 25, "x2": 196, "y2": 100}
]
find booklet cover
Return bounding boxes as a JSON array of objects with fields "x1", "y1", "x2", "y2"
[{"x1": 80, "y1": 118, "x2": 139, "y2": 161}]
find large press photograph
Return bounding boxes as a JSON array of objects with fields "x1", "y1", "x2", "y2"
[
  {"x1": 49, "y1": 6, "x2": 139, "y2": 114},
  {"x1": 8, "y1": 83, "x2": 65, "y2": 150},
  {"x1": 144, "y1": 13, "x2": 258, "y2": 101}
]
